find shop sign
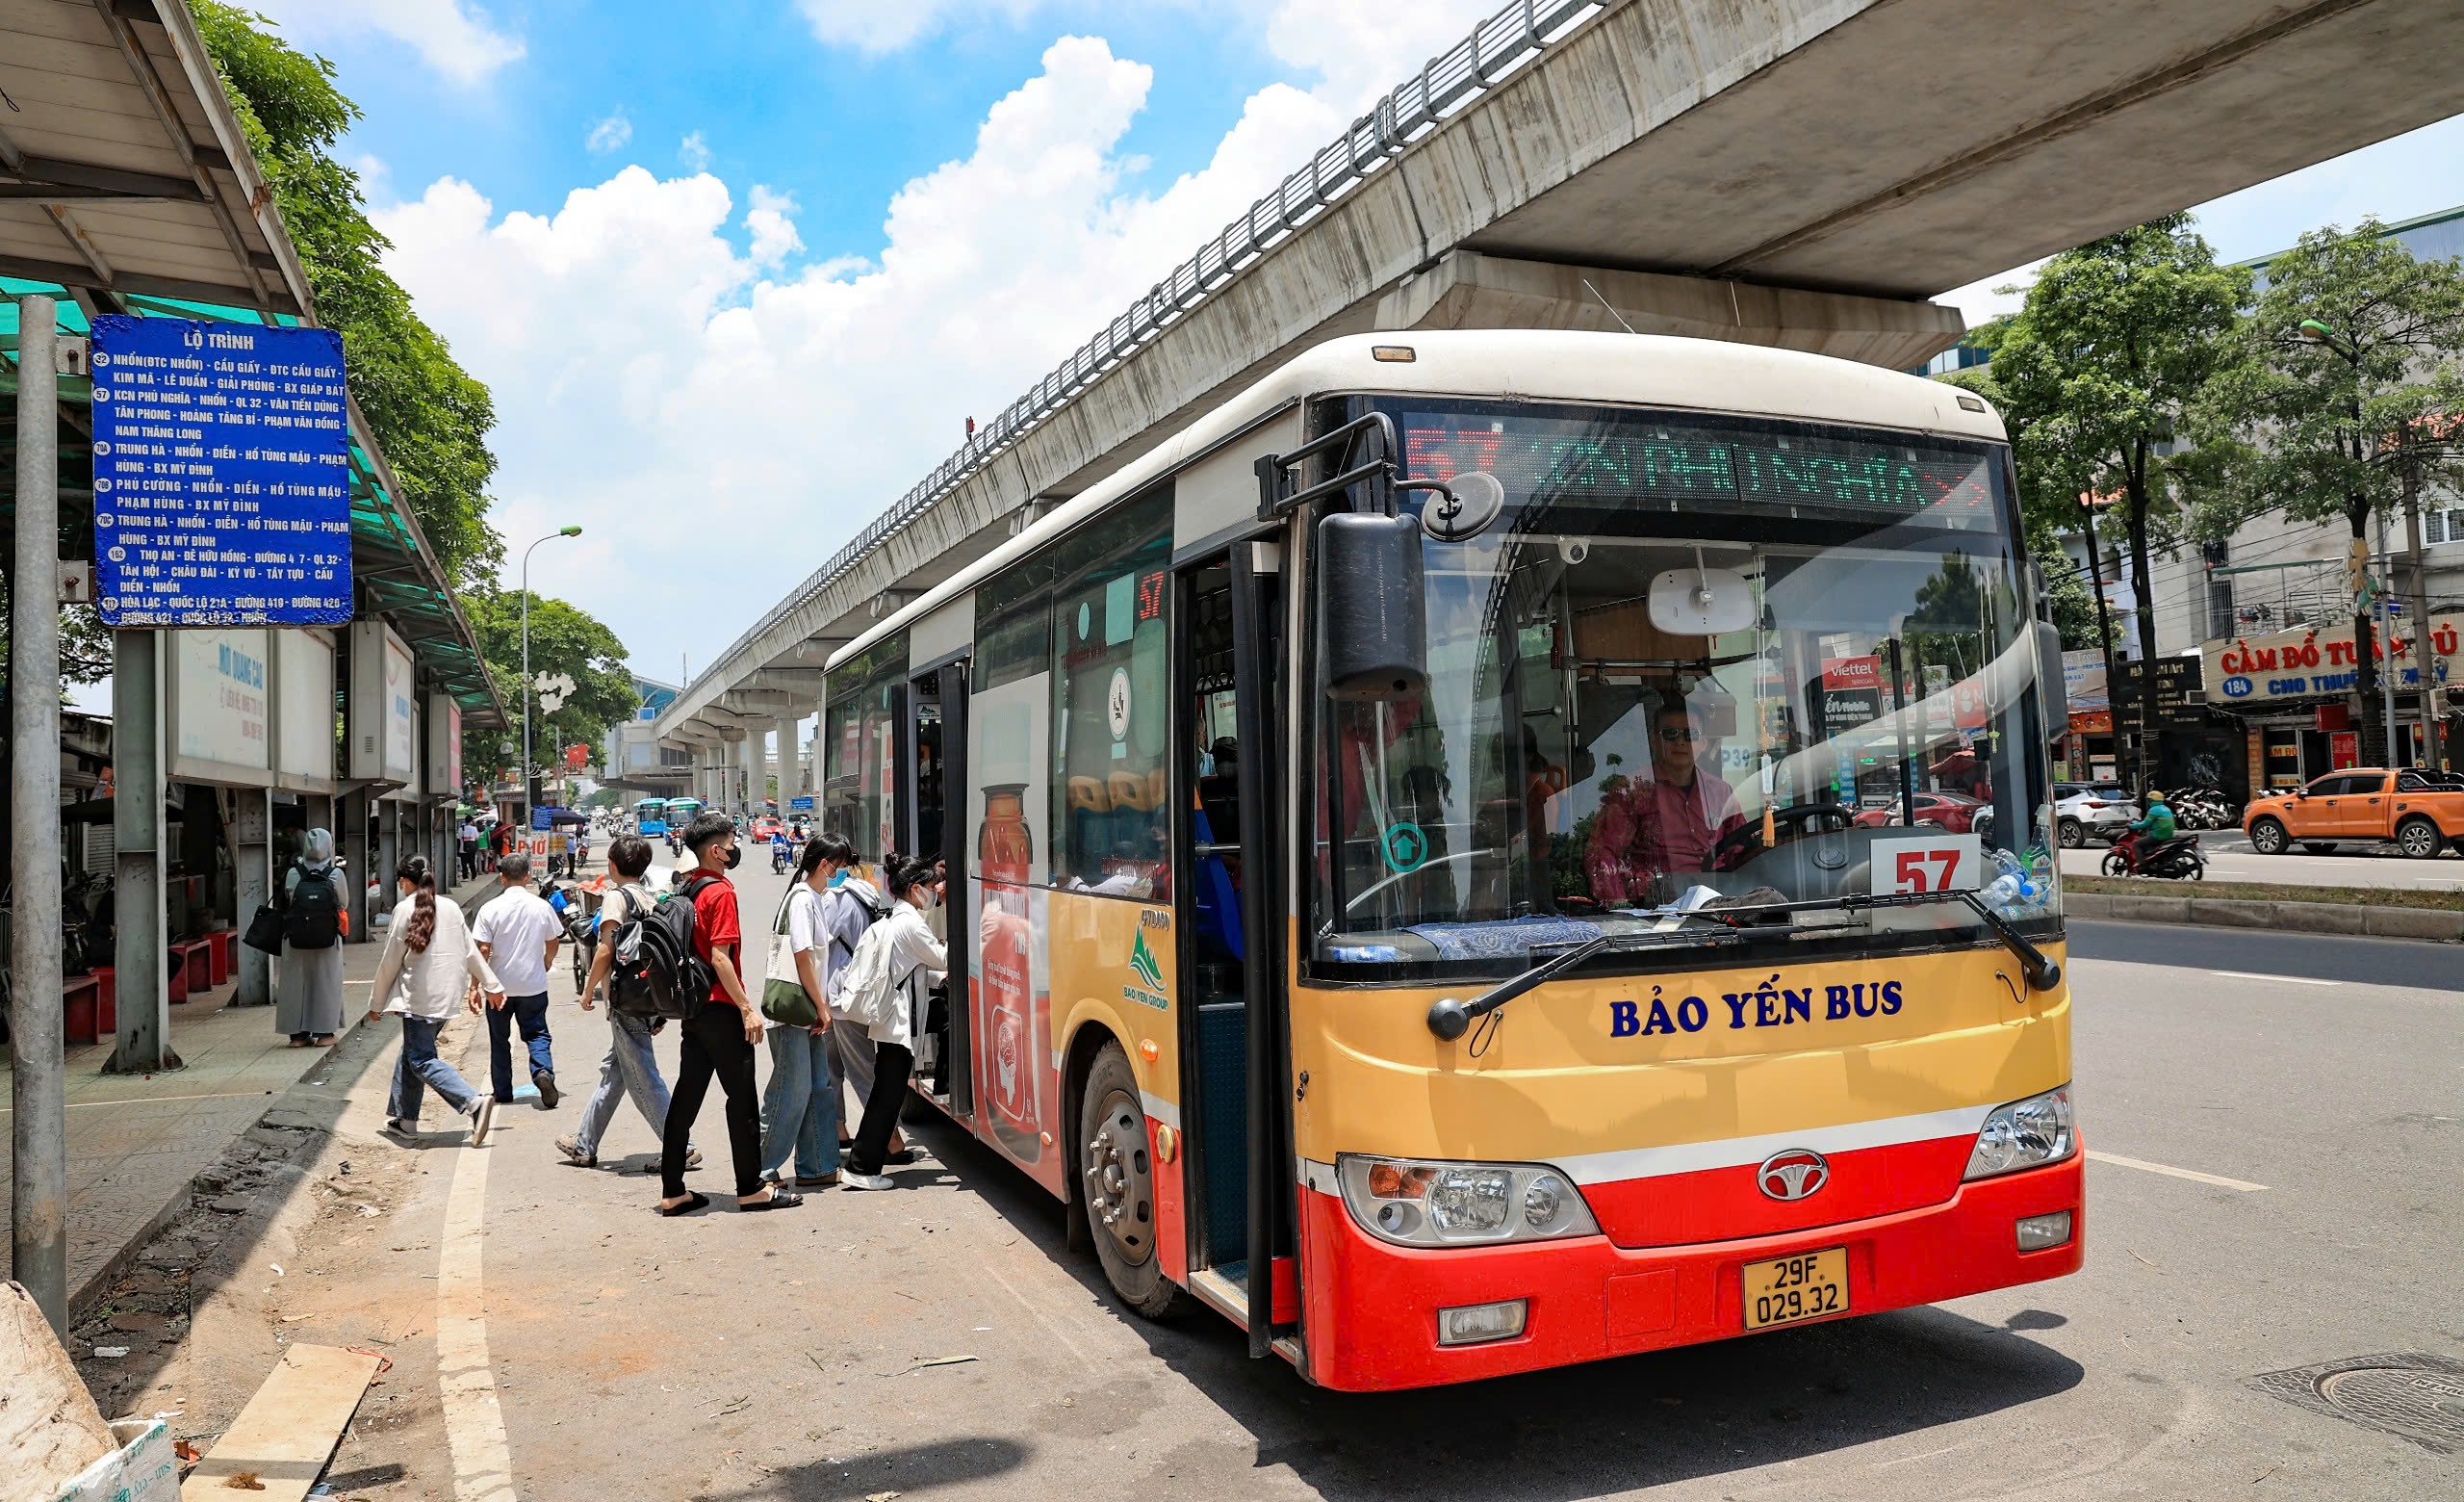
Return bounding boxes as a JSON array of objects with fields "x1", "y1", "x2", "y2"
[
  {"x1": 2068, "y1": 710, "x2": 2114, "y2": 737},
  {"x1": 2204, "y1": 618, "x2": 2464, "y2": 706},
  {"x1": 2112, "y1": 656, "x2": 2203, "y2": 733}
]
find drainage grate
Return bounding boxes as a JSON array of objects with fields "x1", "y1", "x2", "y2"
[{"x1": 2249, "y1": 1352, "x2": 2464, "y2": 1454}]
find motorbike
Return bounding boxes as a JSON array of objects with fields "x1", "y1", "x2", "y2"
[
  {"x1": 544, "y1": 880, "x2": 598, "y2": 998},
  {"x1": 2100, "y1": 832, "x2": 2206, "y2": 880}
]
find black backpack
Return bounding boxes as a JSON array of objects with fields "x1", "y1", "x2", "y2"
[
  {"x1": 285, "y1": 868, "x2": 342, "y2": 949},
  {"x1": 607, "y1": 875, "x2": 715, "y2": 1023}
]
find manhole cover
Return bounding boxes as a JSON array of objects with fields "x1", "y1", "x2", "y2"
[{"x1": 2249, "y1": 1352, "x2": 2464, "y2": 1454}]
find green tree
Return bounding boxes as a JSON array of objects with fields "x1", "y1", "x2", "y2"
[
  {"x1": 190, "y1": 3, "x2": 504, "y2": 588},
  {"x1": 1940, "y1": 334, "x2": 2114, "y2": 656},
  {"x1": 462, "y1": 589, "x2": 639, "y2": 780},
  {"x1": 1988, "y1": 216, "x2": 2249, "y2": 784},
  {"x1": 2194, "y1": 221, "x2": 2464, "y2": 764}
]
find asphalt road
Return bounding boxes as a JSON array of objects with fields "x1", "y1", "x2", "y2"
[
  {"x1": 2061, "y1": 832, "x2": 2464, "y2": 890},
  {"x1": 131, "y1": 866, "x2": 2464, "y2": 1500}
]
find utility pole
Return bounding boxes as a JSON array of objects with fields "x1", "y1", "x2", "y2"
[
  {"x1": 2401, "y1": 443, "x2": 2445, "y2": 768},
  {"x1": 11, "y1": 294, "x2": 66, "y2": 1334},
  {"x1": 2376, "y1": 507, "x2": 2401, "y2": 764},
  {"x1": 2079, "y1": 496, "x2": 2123, "y2": 779}
]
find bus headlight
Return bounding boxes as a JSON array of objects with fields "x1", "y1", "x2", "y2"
[
  {"x1": 1964, "y1": 1085, "x2": 2075, "y2": 1180},
  {"x1": 1338, "y1": 1154, "x2": 1599, "y2": 1247}
]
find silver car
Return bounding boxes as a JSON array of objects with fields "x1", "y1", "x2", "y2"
[{"x1": 2054, "y1": 782, "x2": 2139, "y2": 847}]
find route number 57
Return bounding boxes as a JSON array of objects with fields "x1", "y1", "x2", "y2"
[{"x1": 1872, "y1": 833, "x2": 1983, "y2": 896}]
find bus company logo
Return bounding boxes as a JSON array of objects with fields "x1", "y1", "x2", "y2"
[
  {"x1": 1757, "y1": 1149, "x2": 1830, "y2": 1202},
  {"x1": 1122, "y1": 928, "x2": 1168, "y2": 1010}
]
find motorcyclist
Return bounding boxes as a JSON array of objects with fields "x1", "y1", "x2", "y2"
[
  {"x1": 2126, "y1": 789, "x2": 2177, "y2": 868},
  {"x1": 769, "y1": 825, "x2": 793, "y2": 873}
]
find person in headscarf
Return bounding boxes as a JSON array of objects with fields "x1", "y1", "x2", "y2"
[{"x1": 276, "y1": 827, "x2": 348, "y2": 1046}]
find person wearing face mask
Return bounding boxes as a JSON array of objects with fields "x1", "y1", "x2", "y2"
[
  {"x1": 836, "y1": 852, "x2": 950, "y2": 1191},
  {"x1": 757, "y1": 834, "x2": 847, "y2": 1188},
  {"x1": 657, "y1": 812, "x2": 805, "y2": 1215},
  {"x1": 367, "y1": 856, "x2": 505, "y2": 1145}
]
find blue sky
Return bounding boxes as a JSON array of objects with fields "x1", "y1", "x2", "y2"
[{"x1": 236, "y1": 2, "x2": 2464, "y2": 687}]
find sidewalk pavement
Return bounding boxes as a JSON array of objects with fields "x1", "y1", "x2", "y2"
[{"x1": 0, "y1": 868, "x2": 509, "y2": 1318}]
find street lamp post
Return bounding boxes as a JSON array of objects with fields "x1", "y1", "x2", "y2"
[{"x1": 521, "y1": 527, "x2": 583, "y2": 836}]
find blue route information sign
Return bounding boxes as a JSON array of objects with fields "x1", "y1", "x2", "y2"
[{"x1": 89, "y1": 316, "x2": 352, "y2": 626}]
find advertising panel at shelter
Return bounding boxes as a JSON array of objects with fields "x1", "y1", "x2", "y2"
[
  {"x1": 88, "y1": 316, "x2": 351, "y2": 626},
  {"x1": 428, "y1": 694, "x2": 463, "y2": 797},
  {"x1": 2202, "y1": 616, "x2": 2464, "y2": 706},
  {"x1": 347, "y1": 620, "x2": 418, "y2": 784},
  {"x1": 169, "y1": 628, "x2": 270, "y2": 771}
]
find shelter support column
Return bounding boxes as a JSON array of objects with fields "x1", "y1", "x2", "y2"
[
  {"x1": 234, "y1": 789, "x2": 272, "y2": 1006},
  {"x1": 11, "y1": 290, "x2": 66, "y2": 1331},
  {"x1": 342, "y1": 790, "x2": 372, "y2": 943},
  {"x1": 109, "y1": 630, "x2": 175, "y2": 1075}
]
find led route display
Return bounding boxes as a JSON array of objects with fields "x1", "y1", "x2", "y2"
[{"x1": 89, "y1": 316, "x2": 352, "y2": 627}]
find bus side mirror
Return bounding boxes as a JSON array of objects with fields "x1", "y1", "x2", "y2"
[
  {"x1": 1318, "y1": 509, "x2": 1427, "y2": 700},
  {"x1": 2035, "y1": 619, "x2": 2066, "y2": 745}
]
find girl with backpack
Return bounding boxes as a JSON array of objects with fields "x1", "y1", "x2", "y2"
[
  {"x1": 836, "y1": 853, "x2": 949, "y2": 1191},
  {"x1": 276, "y1": 827, "x2": 347, "y2": 1047},
  {"x1": 368, "y1": 856, "x2": 505, "y2": 1145},
  {"x1": 757, "y1": 834, "x2": 850, "y2": 1188}
]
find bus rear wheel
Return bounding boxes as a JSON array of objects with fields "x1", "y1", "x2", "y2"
[{"x1": 1077, "y1": 1042, "x2": 1189, "y2": 1320}]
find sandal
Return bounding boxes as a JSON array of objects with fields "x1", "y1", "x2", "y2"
[
  {"x1": 656, "y1": 1191, "x2": 710, "y2": 1217},
  {"x1": 738, "y1": 1189, "x2": 806, "y2": 1212}
]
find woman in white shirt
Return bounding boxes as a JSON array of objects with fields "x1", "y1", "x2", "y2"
[
  {"x1": 758, "y1": 835, "x2": 850, "y2": 1187},
  {"x1": 838, "y1": 853, "x2": 949, "y2": 1190},
  {"x1": 368, "y1": 855, "x2": 507, "y2": 1146}
]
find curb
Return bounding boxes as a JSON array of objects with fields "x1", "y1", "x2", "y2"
[{"x1": 2065, "y1": 892, "x2": 2464, "y2": 942}]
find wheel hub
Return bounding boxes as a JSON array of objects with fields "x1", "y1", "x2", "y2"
[{"x1": 1082, "y1": 1090, "x2": 1154, "y2": 1266}]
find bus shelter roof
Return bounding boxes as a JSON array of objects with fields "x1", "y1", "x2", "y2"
[{"x1": 0, "y1": 0, "x2": 504, "y2": 729}]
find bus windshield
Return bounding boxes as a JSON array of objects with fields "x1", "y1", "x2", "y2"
[{"x1": 1311, "y1": 399, "x2": 2058, "y2": 973}]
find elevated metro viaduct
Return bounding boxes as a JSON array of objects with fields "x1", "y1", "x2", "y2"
[{"x1": 657, "y1": 0, "x2": 2464, "y2": 791}]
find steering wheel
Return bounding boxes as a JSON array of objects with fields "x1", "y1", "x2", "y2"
[{"x1": 1711, "y1": 802, "x2": 1856, "y2": 872}]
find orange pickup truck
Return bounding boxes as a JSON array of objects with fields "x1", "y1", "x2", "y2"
[{"x1": 2243, "y1": 767, "x2": 2464, "y2": 859}]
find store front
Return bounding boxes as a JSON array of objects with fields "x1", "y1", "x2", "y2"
[{"x1": 2202, "y1": 616, "x2": 2460, "y2": 789}]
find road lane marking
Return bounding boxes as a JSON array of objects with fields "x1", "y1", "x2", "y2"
[
  {"x1": 2086, "y1": 1150, "x2": 2267, "y2": 1192},
  {"x1": 437, "y1": 1098, "x2": 518, "y2": 1499},
  {"x1": 2207, "y1": 971, "x2": 2338, "y2": 987}
]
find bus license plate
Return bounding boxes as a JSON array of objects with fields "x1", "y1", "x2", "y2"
[{"x1": 1742, "y1": 1247, "x2": 1849, "y2": 1331}]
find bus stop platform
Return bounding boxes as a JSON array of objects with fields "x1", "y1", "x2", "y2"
[{"x1": 0, "y1": 870, "x2": 502, "y2": 1319}]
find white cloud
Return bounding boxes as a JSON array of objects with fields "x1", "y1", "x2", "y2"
[
  {"x1": 680, "y1": 132, "x2": 713, "y2": 172},
  {"x1": 745, "y1": 187, "x2": 804, "y2": 269},
  {"x1": 584, "y1": 114, "x2": 631, "y2": 154},
  {"x1": 796, "y1": 0, "x2": 1047, "y2": 55},
  {"x1": 245, "y1": 0, "x2": 523, "y2": 85}
]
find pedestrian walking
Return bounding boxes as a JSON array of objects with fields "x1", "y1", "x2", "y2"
[
  {"x1": 457, "y1": 816, "x2": 479, "y2": 882},
  {"x1": 757, "y1": 835, "x2": 847, "y2": 1188},
  {"x1": 657, "y1": 812, "x2": 805, "y2": 1215},
  {"x1": 471, "y1": 851, "x2": 562, "y2": 1107},
  {"x1": 836, "y1": 853, "x2": 949, "y2": 1192},
  {"x1": 275, "y1": 827, "x2": 347, "y2": 1047},
  {"x1": 557, "y1": 833, "x2": 699, "y2": 1171},
  {"x1": 368, "y1": 856, "x2": 503, "y2": 1145},
  {"x1": 563, "y1": 828, "x2": 580, "y2": 879}
]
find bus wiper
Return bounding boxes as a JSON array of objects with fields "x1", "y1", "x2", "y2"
[
  {"x1": 1424, "y1": 927, "x2": 1746, "y2": 1041},
  {"x1": 1668, "y1": 888, "x2": 2062, "y2": 992}
]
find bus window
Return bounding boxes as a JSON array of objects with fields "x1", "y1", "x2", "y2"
[{"x1": 1050, "y1": 515, "x2": 1171, "y2": 898}]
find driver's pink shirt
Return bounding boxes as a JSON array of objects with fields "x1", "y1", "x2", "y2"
[{"x1": 1585, "y1": 772, "x2": 1746, "y2": 904}]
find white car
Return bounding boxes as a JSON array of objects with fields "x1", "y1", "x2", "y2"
[{"x1": 2054, "y1": 782, "x2": 2139, "y2": 847}]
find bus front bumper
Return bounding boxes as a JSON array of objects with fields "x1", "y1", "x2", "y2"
[{"x1": 1295, "y1": 1153, "x2": 2083, "y2": 1392}]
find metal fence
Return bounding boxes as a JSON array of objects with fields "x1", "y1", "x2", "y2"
[{"x1": 680, "y1": 0, "x2": 1607, "y2": 708}]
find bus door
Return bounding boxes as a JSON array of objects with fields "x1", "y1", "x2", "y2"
[
  {"x1": 1172, "y1": 543, "x2": 1293, "y2": 1353},
  {"x1": 908, "y1": 660, "x2": 971, "y2": 1117}
]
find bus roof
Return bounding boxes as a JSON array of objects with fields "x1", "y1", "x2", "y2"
[{"x1": 828, "y1": 329, "x2": 2005, "y2": 676}]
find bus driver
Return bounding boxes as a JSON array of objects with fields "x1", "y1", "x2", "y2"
[{"x1": 1585, "y1": 700, "x2": 1744, "y2": 905}]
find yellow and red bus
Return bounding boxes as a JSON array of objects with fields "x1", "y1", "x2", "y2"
[{"x1": 823, "y1": 330, "x2": 2081, "y2": 1390}]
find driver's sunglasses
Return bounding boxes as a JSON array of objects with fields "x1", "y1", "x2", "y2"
[{"x1": 1656, "y1": 725, "x2": 1705, "y2": 743}]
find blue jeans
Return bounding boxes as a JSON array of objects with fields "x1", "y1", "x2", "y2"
[
  {"x1": 487, "y1": 993, "x2": 553, "y2": 1101},
  {"x1": 759, "y1": 1024, "x2": 841, "y2": 1181},
  {"x1": 573, "y1": 1012, "x2": 683, "y2": 1160},
  {"x1": 390, "y1": 1015, "x2": 479, "y2": 1123}
]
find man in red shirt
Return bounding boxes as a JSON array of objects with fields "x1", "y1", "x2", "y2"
[
  {"x1": 658, "y1": 813, "x2": 806, "y2": 1215},
  {"x1": 1585, "y1": 701, "x2": 1745, "y2": 905}
]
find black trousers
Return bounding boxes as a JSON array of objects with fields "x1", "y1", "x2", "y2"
[
  {"x1": 846, "y1": 1041, "x2": 913, "y2": 1177},
  {"x1": 663, "y1": 1003, "x2": 761, "y2": 1198}
]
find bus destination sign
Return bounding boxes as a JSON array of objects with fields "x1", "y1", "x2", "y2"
[{"x1": 89, "y1": 316, "x2": 353, "y2": 627}]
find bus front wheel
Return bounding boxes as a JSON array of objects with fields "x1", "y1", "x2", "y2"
[{"x1": 1077, "y1": 1042, "x2": 1190, "y2": 1320}]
